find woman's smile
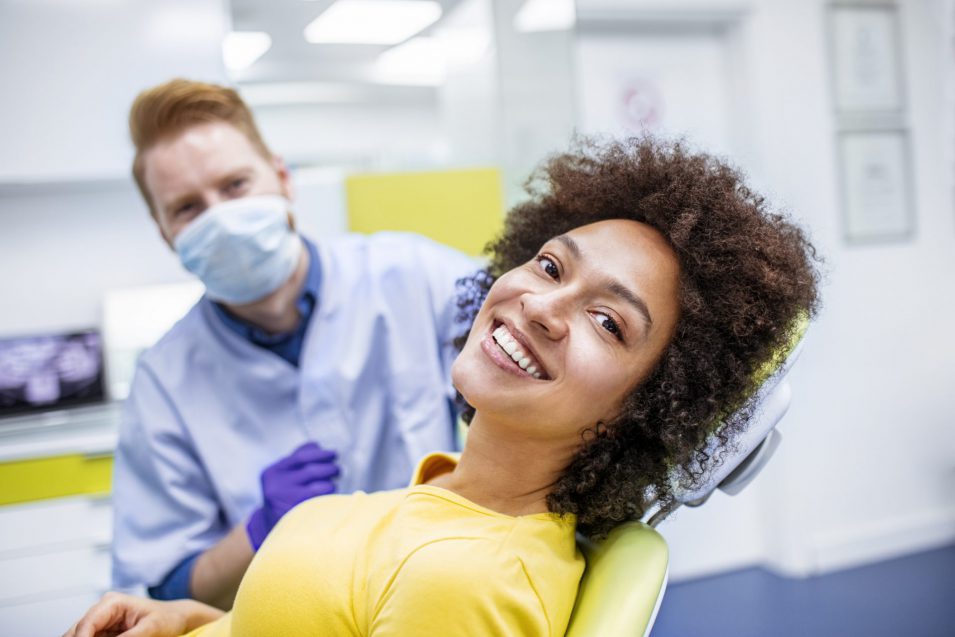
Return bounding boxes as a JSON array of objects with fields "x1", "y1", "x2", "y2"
[
  {"x1": 453, "y1": 219, "x2": 682, "y2": 439},
  {"x1": 479, "y1": 320, "x2": 551, "y2": 381}
]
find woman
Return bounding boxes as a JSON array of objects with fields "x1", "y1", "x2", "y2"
[{"x1": 65, "y1": 137, "x2": 820, "y2": 637}]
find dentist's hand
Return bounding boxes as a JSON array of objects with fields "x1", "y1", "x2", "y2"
[{"x1": 246, "y1": 442, "x2": 340, "y2": 550}]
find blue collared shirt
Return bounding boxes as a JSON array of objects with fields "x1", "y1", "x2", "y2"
[{"x1": 210, "y1": 237, "x2": 322, "y2": 368}]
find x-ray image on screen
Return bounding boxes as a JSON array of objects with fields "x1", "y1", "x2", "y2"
[{"x1": 0, "y1": 330, "x2": 105, "y2": 418}]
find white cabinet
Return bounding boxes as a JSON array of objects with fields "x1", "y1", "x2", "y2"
[
  {"x1": 0, "y1": 409, "x2": 119, "y2": 635},
  {"x1": 0, "y1": 495, "x2": 113, "y2": 636},
  {"x1": 0, "y1": 592, "x2": 105, "y2": 637}
]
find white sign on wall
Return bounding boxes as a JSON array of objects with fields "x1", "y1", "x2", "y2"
[{"x1": 574, "y1": 29, "x2": 735, "y2": 156}]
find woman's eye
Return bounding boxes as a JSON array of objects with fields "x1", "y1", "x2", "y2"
[
  {"x1": 594, "y1": 312, "x2": 623, "y2": 340},
  {"x1": 536, "y1": 255, "x2": 559, "y2": 279},
  {"x1": 227, "y1": 178, "x2": 247, "y2": 192}
]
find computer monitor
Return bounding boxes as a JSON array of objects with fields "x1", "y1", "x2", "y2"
[{"x1": 0, "y1": 329, "x2": 105, "y2": 418}]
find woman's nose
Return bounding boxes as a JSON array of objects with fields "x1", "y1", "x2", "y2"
[{"x1": 520, "y1": 290, "x2": 570, "y2": 339}]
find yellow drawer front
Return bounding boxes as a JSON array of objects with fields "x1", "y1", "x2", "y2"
[{"x1": 0, "y1": 454, "x2": 112, "y2": 506}]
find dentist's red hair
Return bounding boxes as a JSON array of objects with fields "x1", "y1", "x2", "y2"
[{"x1": 128, "y1": 78, "x2": 273, "y2": 216}]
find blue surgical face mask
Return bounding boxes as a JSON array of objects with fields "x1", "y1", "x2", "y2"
[{"x1": 173, "y1": 194, "x2": 302, "y2": 305}]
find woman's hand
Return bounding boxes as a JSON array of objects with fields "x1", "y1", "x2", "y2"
[{"x1": 62, "y1": 592, "x2": 223, "y2": 637}]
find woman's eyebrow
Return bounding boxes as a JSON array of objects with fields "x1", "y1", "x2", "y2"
[
  {"x1": 607, "y1": 280, "x2": 653, "y2": 326},
  {"x1": 554, "y1": 234, "x2": 581, "y2": 258},
  {"x1": 554, "y1": 233, "x2": 653, "y2": 326}
]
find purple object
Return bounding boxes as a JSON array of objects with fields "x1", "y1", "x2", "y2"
[{"x1": 246, "y1": 441, "x2": 340, "y2": 550}]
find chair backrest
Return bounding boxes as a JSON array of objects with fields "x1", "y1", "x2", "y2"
[
  {"x1": 565, "y1": 522, "x2": 669, "y2": 637},
  {"x1": 672, "y1": 323, "x2": 808, "y2": 509},
  {"x1": 677, "y1": 376, "x2": 793, "y2": 507},
  {"x1": 565, "y1": 320, "x2": 811, "y2": 637}
]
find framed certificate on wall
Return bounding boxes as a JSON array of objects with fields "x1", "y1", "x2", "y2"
[
  {"x1": 829, "y1": 4, "x2": 904, "y2": 113},
  {"x1": 837, "y1": 129, "x2": 914, "y2": 242}
]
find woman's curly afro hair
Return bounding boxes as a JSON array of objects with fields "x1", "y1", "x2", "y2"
[{"x1": 455, "y1": 136, "x2": 821, "y2": 539}]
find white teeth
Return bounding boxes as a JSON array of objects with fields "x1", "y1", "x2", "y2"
[{"x1": 492, "y1": 323, "x2": 546, "y2": 379}]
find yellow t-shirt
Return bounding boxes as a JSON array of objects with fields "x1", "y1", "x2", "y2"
[{"x1": 186, "y1": 453, "x2": 584, "y2": 636}]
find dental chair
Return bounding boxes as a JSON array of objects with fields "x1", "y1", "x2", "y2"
[{"x1": 565, "y1": 323, "x2": 808, "y2": 637}]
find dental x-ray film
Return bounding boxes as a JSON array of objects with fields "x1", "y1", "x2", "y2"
[{"x1": 0, "y1": 329, "x2": 105, "y2": 418}]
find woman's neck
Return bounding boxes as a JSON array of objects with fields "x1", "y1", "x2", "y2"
[{"x1": 429, "y1": 413, "x2": 580, "y2": 517}]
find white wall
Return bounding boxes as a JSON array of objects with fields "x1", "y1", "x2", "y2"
[
  {"x1": 0, "y1": 183, "x2": 189, "y2": 336},
  {"x1": 577, "y1": 0, "x2": 955, "y2": 581},
  {"x1": 0, "y1": 168, "x2": 353, "y2": 340},
  {"x1": 248, "y1": 99, "x2": 447, "y2": 171},
  {"x1": 0, "y1": 0, "x2": 227, "y2": 181},
  {"x1": 438, "y1": 0, "x2": 504, "y2": 169},
  {"x1": 0, "y1": 0, "x2": 228, "y2": 334},
  {"x1": 491, "y1": 0, "x2": 579, "y2": 205},
  {"x1": 781, "y1": 0, "x2": 955, "y2": 576},
  {"x1": 0, "y1": 0, "x2": 432, "y2": 338},
  {"x1": 436, "y1": 0, "x2": 578, "y2": 205},
  {"x1": 575, "y1": 27, "x2": 736, "y2": 155}
]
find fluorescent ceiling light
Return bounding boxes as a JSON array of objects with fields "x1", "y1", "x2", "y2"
[
  {"x1": 375, "y1": 36, "x2": 445, "y2": 85},
  {"x1": 374, "y1": 28, "x2": 491, "y2": 86},
  {"x1": 514, "y1": 0, "x2": 575, "y2": 33},
  {"x1": 222, "y1": 31, "x2": 272, "y2": 71},
  {"x1": 305, "y1": 0, "x2": 442, "y2": 45}
]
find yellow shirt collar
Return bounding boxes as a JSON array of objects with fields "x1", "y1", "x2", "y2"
[{"x1": 408, "y1": 451, "x2": 461, "y2": 487}]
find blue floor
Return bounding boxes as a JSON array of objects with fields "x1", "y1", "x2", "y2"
[{"x1": 651, "y1": 544, "x2": 955, "y2": 637}]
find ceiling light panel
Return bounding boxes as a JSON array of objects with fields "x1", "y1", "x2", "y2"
[
  {"x1": 514, "y1": 0, "x2": 575, "y2": 33},
  {"x1": 222, "y1": 31, "x2": 272, "y2": 71},
  {"x1": 305, "y1": 0, "x2": 443, "y2": 45},
  {"x1": 375, "y1": 36, "x2": 445, "y2": 85}
]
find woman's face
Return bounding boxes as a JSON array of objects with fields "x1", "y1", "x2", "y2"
[{"x1": 453, "y1": 219, "x2": 681, "y2": 442}]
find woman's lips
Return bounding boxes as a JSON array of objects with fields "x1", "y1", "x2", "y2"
[{"x1": 479, "y1": 322, "x2": 550, "y2": 380}]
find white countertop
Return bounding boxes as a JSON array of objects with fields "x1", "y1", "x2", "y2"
[{"x1": 0, "y1": 403, "x2": 121, "y2": 462}]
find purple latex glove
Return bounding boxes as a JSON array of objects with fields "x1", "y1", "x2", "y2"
[{"x1": 246, "y1": 442, "x2": 340, "y2": 550}]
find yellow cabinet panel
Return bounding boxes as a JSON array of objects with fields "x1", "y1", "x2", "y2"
[
  {"x1": 0, "y1": 454, "x2": 112, "y2": 506},
  {"x1": 346, "y1": 167, "x2": 505, "y2": 256}
]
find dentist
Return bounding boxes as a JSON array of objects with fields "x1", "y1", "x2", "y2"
[{"x1": 111, "y1": 79, "x2": 476, "y2": 609}]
